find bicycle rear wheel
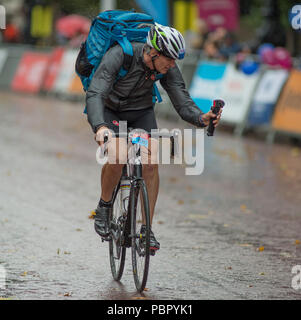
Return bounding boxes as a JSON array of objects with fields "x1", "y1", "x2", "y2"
[
  {"x1": 130, "y1": 179, "x2": 151, "y2": 292},
  {"x1": 109, "y1": 184, "x2": 127, "y2": 281}
]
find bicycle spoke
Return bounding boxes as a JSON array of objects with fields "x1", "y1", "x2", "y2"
[{"x1": 109, "y1": 186, "x2": 126, "y2": 281}]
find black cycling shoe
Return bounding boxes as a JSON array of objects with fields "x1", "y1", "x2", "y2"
[
  {"x1": 140, "y1": 225, "x2": 160, "y2": 256},
  {"x1": 94, "y1": 205, "x2": 112, "y2": 240}
]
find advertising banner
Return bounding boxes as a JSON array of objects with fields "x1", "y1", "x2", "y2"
[
  {"x1": 196, "y1": 0, "x2": 239, "y2": 31},
  {"x1": 189, "y1": 60, "x2": 227, "y2": 113},
  {"x1": 52, "y1": 49, "x2": 78, "y2": 94},
  {"x1": 272, "y1": 69, "x2": 301, "y2": 134},
  {"x1": 219, "y1": 63, "x2": 260, "y2": 125},
  {"x1": 135, "y1": 0, "x2": 169, "y2": 25},
  {"x1": 247, "y1": 69, "x2": 288, "y2": 126},
  {"x1": 68, "y1": 74, "x2": 84, "y2": 95},
  {"x1": 11, "y1": 52, "x2": 50, "y2": 93},
  {"x1": 43, "y1": 47, "x2": 65, "y2": 91},
  {"x1": 173, "y1": 0, "x2": 198, "y2": 34}
]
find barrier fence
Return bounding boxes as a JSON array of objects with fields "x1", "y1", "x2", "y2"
[{"x1": 0, "y1": 44, "x2": 300, "y2": 143}]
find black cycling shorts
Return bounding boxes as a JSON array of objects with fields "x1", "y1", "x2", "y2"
[{"x1": 104, "y1": 107, "x2": 158, "y2": 134}]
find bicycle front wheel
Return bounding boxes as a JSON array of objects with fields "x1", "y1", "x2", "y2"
[
  {"x1": 109, "y1": 185, "x2": 126, "y2": 281},
  {"x1": 130, "y1": 179, "x2": 151, "y2": 292}
]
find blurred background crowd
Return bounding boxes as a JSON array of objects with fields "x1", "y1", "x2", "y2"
[{"x1": 0, "y1": 0, "x2": 300, "y2": 72}]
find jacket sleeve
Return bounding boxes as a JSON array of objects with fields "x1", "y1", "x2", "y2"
[
  {"x1": 86, "y1": 45, "x2": 124, "y2": 133},
  {"x1": 159, "y1": 64, "x2": 206, "y2": 127}
]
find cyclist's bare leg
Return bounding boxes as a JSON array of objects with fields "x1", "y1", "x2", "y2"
[
  {"x1": 142, "y1": 164, "x2": 159, "y2": 225},
  {"x1": 100, "y1": 138, "x2": 128, "y2": 202},
  {"x1": 141, "y1": 138, "x2": 159, "y2": 225}
]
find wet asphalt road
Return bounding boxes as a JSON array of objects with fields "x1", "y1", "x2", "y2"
[{"x1": 0, "y1": 92, "x2": 301, "y2": 300}]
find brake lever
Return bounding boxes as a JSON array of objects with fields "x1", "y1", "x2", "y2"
[{"x1": 207, "y1": 99, "x2": 225, "y2": 136}]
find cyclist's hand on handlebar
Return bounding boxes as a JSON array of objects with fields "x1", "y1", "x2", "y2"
[
  {"x1": 95, "y1": 126, "x2": 112, "y2": 146},
  {"x1": 201, "y1": 109, "x2": 222, "y2": 128}
]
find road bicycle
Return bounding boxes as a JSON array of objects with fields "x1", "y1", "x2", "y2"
[{"x1": 100, "y1": 128, "x2": 179, "y2": 292}]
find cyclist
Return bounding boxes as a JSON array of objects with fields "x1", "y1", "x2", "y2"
[{"x1": 86, "y1": 23, "x2": 222, "y2": 253}]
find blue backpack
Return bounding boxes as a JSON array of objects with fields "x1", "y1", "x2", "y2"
[{"x1": 75, "y1": 9, "x2": 163, "y2": 113}]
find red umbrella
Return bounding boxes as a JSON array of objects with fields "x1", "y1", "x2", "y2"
[{"x1": 56, "y1": 14, "x2": 91, "y2": 39}]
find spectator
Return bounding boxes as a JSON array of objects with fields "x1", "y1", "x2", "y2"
[
  {"x1": 203, "y1": 39, "x2": 224, "y2": 60},
  {"x1": 219, "y1": 31, "x2": 241, "y2": 59}
]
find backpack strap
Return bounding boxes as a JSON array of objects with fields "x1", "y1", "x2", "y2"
[
  {"x1": 117, "y1": 53, "x2": 133, "y2": 78},
  {"x1": 152, "y1": 73, "x2": 164, "y2": 103},
  {"x1": 116, "y1": 36, "x2": 133, "y2": 78}
]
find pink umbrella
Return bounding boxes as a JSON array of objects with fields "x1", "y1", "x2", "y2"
[{"x1": 56, "y1": 14, "x2": 91, "y2": 39}]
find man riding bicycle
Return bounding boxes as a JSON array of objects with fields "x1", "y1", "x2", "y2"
[{"x1": 86, "y1": 23, "x2": 222, "y2": 253}]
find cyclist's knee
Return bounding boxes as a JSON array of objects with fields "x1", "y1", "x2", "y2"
[{"x1": 107, "y1": 138, "x2": 128, "y2": 164}]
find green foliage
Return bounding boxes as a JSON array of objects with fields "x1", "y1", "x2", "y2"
[
  {"x1": 240, "y1": 0, "x2": 300, "y2": 30},
  {"x1": 240, "y1": 0, "x2": 263, "y2": 30}
]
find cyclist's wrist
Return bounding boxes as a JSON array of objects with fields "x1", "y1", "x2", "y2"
[
  {"x1": 199, "y1": 114, "x2": 207, "y2": 128},
  {"x1": 94, "y1": 123, "x2": 109, "y2": 134}
]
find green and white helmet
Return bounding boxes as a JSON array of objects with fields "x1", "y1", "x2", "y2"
[{"x1": 147, "y1": 23, "x2": 186, "y2": 60}]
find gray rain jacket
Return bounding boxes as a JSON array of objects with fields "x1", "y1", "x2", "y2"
[{"x1": 86, "y1": 42, "x2": 205, "y2": 133}]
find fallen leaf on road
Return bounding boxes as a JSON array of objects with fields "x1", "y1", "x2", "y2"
[
  {"x1": 75, "y1": 228, "x2": 82, "y2": 232},
  {"x1": 88, "y1": 211, "x2": 96, "y2": 219},
  {"x1": 240, "y1": 204, "x2": 252, "y2": 214},
  {"x1": 177, "y1": 200, "x2": 184, "y2": 205},
  {"x1": 64, "y1": 292, "x2": 72, "y2": 297},
  {"x1": 240, "y1": 204, "x2": 247, "y2": 211},
  {"x1": 132, "y1": 296, "x2": 147, "y2": 300},
  {"x1": 257, "y1": 246, "x2": 265, "y2": 252},
  {"x1": 20, "y1": 271, "x2": 27, "y2": 277},
  {"x1": 295, "y1": 240, "x2": 300, "y2": 245},
  {"x1": 64, "y1": 251, "x2": 71, "y2": 255},
  {"x1": 55, "y1": 152, "x2": 64, "y2": 159}
]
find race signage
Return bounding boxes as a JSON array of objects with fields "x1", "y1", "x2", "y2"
[
  {"x1": 52, "y1": 49, "x2": 78, "y2": 94},
  {"x1": 11, "y1": 52, "x2": 50, "y2": 93},
  {"x1": 219, "y1": 63, "x2": 260, "y2": 125},
  {"x1": 195, "y1": 0, "x2": 239, "y2": 31},
  {"x1": 189, "y1": 60, "x2": 227, "y2": 113},
  {"x1": 43, "y1": 47, "x2": 65, "y2": 91},
  {"x1": 272, "y1": 69, "x2": 301, "y2": 134},
  {"x1": 247, "y1": 69, "x2": 288, "y2": 126},
  {"x1": 68, "y1": 73, "x2": 84, "y2": 95}
]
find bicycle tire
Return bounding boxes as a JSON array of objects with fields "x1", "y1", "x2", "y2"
[
  {"x1": 109, "y1": 184, "x2": 127, "y2": 281},
  {"x1": 130, "y1": 179, "x2": 151, "y2": 292}
]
